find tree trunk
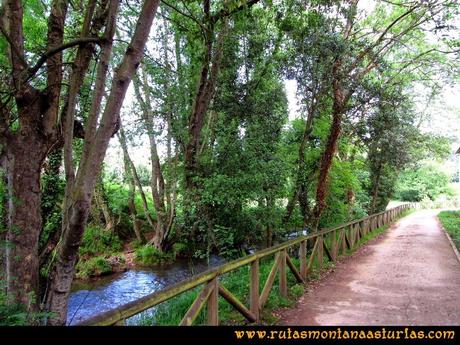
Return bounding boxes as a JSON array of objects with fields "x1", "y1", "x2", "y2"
[
  {"x1": 120, "y1": 129, "x2": 146, "y2": 244},
  {"x1": 44, "y1": 0, "x2": 159, "y2": 325},
  {"x1": 369, "y1": 162, "x2": 382, "y2": 214},
  {"x1": 283, "y1": 89, "x2": 322, "y2": 227},
  {"x1": 311, "y1": 59, "x2": 346, "y2": 230},
  {"x1": 184, "y1": 20, "x2": 227, "y2": 192},
  {"x1": 5, "y1": 132, "x2": 45, "y2": 309},
  {"x1": 93, "y1": 181, "x2": 114, "y2": 231}
]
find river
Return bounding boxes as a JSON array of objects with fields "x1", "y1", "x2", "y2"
[{"x1": 66, "y1": 255, "x2": 225, "y2": 325}]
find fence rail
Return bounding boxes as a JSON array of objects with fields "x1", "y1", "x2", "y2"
[{"x1": 76, "y1": 203, "x2": 415, "y2": 326}]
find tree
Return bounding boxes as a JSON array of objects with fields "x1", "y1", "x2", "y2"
[
  {"x1": 310, "y1": 0, "x2": 459, "y2": 228},
  {"x1": 0, "y1": 0, "x2": 160, "y2": 325},
  {"x1": 1, "y1": 0, "x2": 107, "y2": 310}
]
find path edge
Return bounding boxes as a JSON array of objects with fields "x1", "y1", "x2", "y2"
[{"x1": 436, "y1": 212, "x2": 460, "y2": 263}]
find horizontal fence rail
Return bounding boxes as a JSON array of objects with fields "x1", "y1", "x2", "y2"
[{"x1": 76, "y1": 203, "x2": 415, "y2": 326}]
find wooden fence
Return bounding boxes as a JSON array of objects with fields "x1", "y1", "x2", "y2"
[{"x1": 77, "y1": 203, "x2": 414, "y2": 326}]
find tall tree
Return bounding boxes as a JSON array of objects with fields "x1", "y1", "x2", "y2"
[
  {"x1": 310, "y1": 0, "x2": 458, "y2": 229},
  {"x1": 44, "y1": 0, "x2": 160, "y2": 324},
  {"x1": 0, "y1": 0, "x2": 106, "y2": 308}
]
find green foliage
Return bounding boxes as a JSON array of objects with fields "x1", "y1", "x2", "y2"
[
  {"x1": 134, "y1": 165, "x2": 151, "y2": 187},
  {"x1": 0, "y1": 289, "x2": 29, "y2": 326},
  {"x1": 171, "y1": 242, "x2": 188, "y2": 257},
  {"x1": 75, "y1": 256, "x2": 113, "y2": 279},
  {"x1": 0, "y1": 169, "x2": 6, "y2": 237},
  {"x1": 130, "y1": 238, "x2": 146, "y2": 250},
  {"x1": 395, "y1": 164, "x2": 453, "y2": 202},
  {"x1": 40, "y1": 150, "x2": 65, "y2": 250},
  {"x1": 135, "y1": 245, "x2": 175, "y2": 265},
  {"x1": 79, "y1": 225, "x2": 123, "y2": 256},
  {"x1": 213, "y1": 225, "x2": 240, "y2": 258},
  {"x1": 104, "y1": 182, "x2": 156, "y2": 223},
  {"x1": 289, "y1": 283, "x2": 305, "y2": 298},
  {"x1": 438, "y1": 211, "x2": 460, "y2": 250}
]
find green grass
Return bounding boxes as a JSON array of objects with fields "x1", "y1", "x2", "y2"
[
  {"x1": 438, "y1": 210, "x2": 460, "y2": 250},
  {"x1": 136, "y1": 257, "x2": 307, "y2": 326}
]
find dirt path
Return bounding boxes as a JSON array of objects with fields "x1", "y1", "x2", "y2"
[{"x1": 278, "y1": 209, "x2": 460, "y2": 325}]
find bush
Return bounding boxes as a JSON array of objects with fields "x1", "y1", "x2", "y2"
[
  {"x1": 171, "y1": 242, "x2": 187, "y2": 257},
  {"x1": 214, "y1": 225, "x2": 240, "y2": 259},
  {"x1": 395, "y1": 164, "x2": 453, "y2": 202},
  {"x1": 290, "y1": 283, "x2": 305, "y2": 298},
  {"x1": 135, "y1": 245, "x2": 174, "y2": 265},
  {"x1": 79, "y1": 225, "x2": 123, "y2": 256},
  {"x1": 105, "y1": 182, "x2": 156, "y2": 223},
  {"x1": 75, "y1": 256, "x2": 113, "y2": 279},
  {"x1": 0, "y1": 291, "x2": 29, "y2": 326}
]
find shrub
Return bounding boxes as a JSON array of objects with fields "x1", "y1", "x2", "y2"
[
  {"x1": 395, "y1": 164, "x2": 453, "y2": 202},
  {"x1": 79, "y1": 225, "x2": 123, "y2": 256},
  {"x1": 135, "y1": 245, "x2": 174, "y2": 265},
  {"x1": 171, "y1": 242, "x2": 187, "y2": 257},
  {"x1": 0, "y1": 290, "x2": 29, "y2": 326},
  {"x1": 75, "y1": 256, "x2": 113, "y2": 279},
  {"x1": 290, "y1": 283, "x2": 305, "y2": 298}
]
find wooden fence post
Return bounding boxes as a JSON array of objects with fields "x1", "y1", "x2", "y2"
[
  {"x1": 300, "y1": 240, "x2": 307, "y2": 279},
  {"x1": 341, "y1": 230, "x2": 346, "y2": 255},
  {"x1": 250, "y1": 259, "x2": 260, "y2": 322},
  {"x1": 317, "y1": 235, "x2": 323, "y2": 270},
  {"x1": 279, "y1": 249, "x2": 287, "y2": 298},
  {"x1": 207, "y1": 278, "x2": 219, "y2": 325},
  {"x1": 331, "y1": 230, "x2": 337, "y2": 261}
]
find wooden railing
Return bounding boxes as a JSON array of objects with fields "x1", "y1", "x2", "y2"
[{"x1": 76, "y1": 203, "x2": 414, "y2": 326}]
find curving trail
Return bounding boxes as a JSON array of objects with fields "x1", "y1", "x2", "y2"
[{"x1": 278, "y1": 210, "x2": 460, "y2": 325}]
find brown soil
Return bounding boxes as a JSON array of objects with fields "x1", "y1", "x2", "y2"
[{"x1": 277, "y1": 210, "x2": 460, "y2": 325}]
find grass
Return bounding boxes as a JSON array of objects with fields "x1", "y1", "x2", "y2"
[
  {"x1": 132, "y1": 208, "x2": 414, "y2": 326},
  {"x1": 438, "y1": 210, "x2": 460, "y2": 250},
  {"x1": 136, "y1": 258, "x2": 305, "y2": 326}
]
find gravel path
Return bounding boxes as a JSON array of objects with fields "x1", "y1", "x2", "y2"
[{"x1": 278, "y1": 210, "x2": 460, "y2": 325}]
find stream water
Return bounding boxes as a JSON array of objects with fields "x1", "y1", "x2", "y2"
[{"x1": 66, "y1": 255, "x2": 225, "y2": 325}]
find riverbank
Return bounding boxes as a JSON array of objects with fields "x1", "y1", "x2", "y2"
[
  {"x1": 74, "y1": 230, "x2": 178, "y2": 280},
  {"x1": 68, "y1": 255, "x2": 225, "y2": 325}
]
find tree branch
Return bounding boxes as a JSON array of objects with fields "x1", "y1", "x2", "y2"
[
  {"x1": 350, "y1": 5, "x2": 418, "y2": 71},
  {"x1": 161, "y1": 0, "x2": 204, "y2": 30},
  {"x1": 25, "y1": 37, "x2": 102, "y2": 82}
]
